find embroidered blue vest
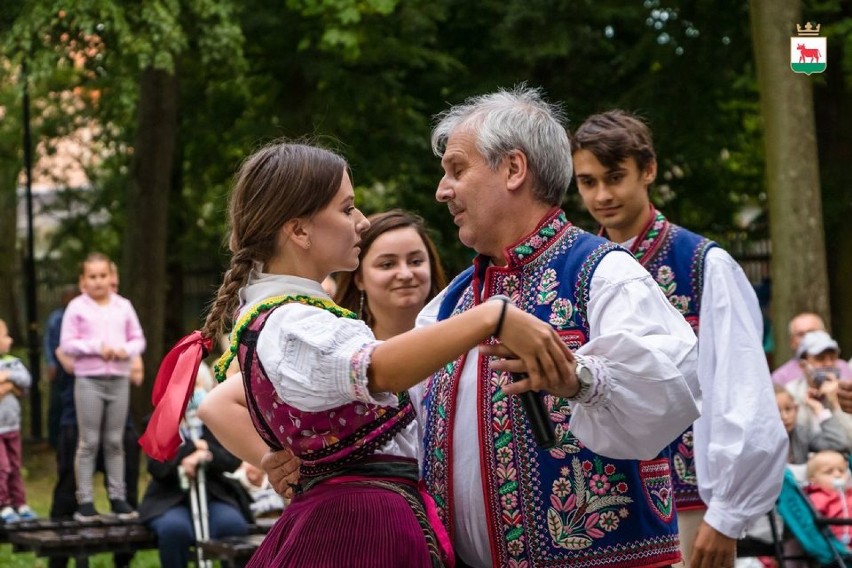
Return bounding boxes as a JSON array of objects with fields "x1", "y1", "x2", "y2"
[
  {"x1": 421, "y1": 209, "x2": 680, "y2": 568},
  {"x1": 625, "y1": 209, "x2": 717, "y2": 510}
]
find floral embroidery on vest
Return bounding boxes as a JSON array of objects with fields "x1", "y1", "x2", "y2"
[
  {"x1": 547, "y1": 456, "x2": 633, "y2": 550},
  {"x1": 422, "y1": 284, "x2": 475, "y2": 524},
  {"x1": 672, "y1": 429, "x2": 696, "y2": 487},
  {"x1": 548, "y1": 298, "x2": 574, "y2": 329},
  {"x1": 536, "y1": 269, "x2": 559, "y2": 305},
  {"x1": 655, "y1": 265, "x2": 691, "y2": 315},
  {"x1": 511, "y1": 211, "x2": 567, "y2": 262},
  {"x1": 544, "y1": 398, "x2": 582, "y2": 458},
  {"x1": 640, "y1": 459, "x2": 675, "y2": 522}
]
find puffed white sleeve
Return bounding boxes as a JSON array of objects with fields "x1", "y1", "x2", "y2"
[
  {"x1": 568, "y1": 250, "x2": 700, "y2": 460},
  {"x1": 694, "y1": 247, "x2": 787, "y2": 538},
  {"x1": 255, "y1": 303, "x2": 397, "y2": 412}
]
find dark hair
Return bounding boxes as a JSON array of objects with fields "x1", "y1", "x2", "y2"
[
  {"x1": 202, "y1": 142, "x2": 348, "y2": 339},
  {"x1": 334, "y1": 209, "x2": 447, "y2": 328},
  {"x1": 572, "y1": 110, "x2": 657, "y2": 174}
]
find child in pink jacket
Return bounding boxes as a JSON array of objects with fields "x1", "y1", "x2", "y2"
[{"x1": 60, "y1": 252, "x2": 146, "y2": 521}]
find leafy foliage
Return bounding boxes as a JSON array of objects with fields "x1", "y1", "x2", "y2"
[{"x1": 1, "y1": 0, "x2": 833, "y2": 331}]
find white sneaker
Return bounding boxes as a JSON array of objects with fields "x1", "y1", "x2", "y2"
[
  {"x1": 16, "y1": 505, "x2": 37, "y2": 520},
  {"x1": 1, "y1": 506, "x2": 20, "y2": 523}
]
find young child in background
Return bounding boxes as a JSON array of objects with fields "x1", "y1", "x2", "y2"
[
  {"x1": 60, "y1": 252, "x2": 146, "y2": 522},
  {"x1": 805, "y1": 450, "x2": 852, "y2": 544},
  {"x1": 0, "y1": 318, "x2": 36, "y2": 523},
  {"x1": 776, "y1": 385, "x2": 850, "y2": 466}
]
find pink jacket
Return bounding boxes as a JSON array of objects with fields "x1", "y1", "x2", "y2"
[
  {"x1": 59, "y1": 293, "x2": 146, "y2": 378},
  {"x1": 806, "y1": 484, "x2": 852, "y2": 542}
]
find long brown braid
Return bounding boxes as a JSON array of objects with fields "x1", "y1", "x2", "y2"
[{"x1": 200, "y1": 141, "x2": 347, "y2": 340}]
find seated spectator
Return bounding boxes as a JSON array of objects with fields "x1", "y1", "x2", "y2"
[
  {"x1": 773, "y1": 313, "x2": 852, "y2": 386},
  {"x1": 777, "y1": 385, "x2": 848, "y2": 467},
  {"x1": 227, "y1": 461, "x2": 286, "y2": 520},
  {"x1": 787, "y1": 331, "x2": 852, "y2": 445},
  {"x1": 805, "y1": 450, "x2": 852, "y2": 544},
  {"x1": 139, "y1": 368, "x2": 251, "y2": 568}
]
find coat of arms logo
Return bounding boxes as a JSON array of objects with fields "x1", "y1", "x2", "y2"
[{"x1": 791, "y1": 22, "x2": 826, "y2": 75}]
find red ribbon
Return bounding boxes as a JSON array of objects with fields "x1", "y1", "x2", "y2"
[{"x1": 139, "y1": 330, "x2": 212, "y2": 461}]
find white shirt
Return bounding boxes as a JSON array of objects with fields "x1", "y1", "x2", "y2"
[
  {"x1": 689, "y1": 247, "x2": 788, "y2": 538},
  {"x1": 241, "y1": 272, "x2": 420, "y2": 461},
  {"x1": 411, "y1": 249, "x2": 701, "y2": 568}
]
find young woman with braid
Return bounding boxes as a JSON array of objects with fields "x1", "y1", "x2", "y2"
[
  {"x1": 199, "y1": 209, "x2": 449, "y2": 526},
  {"x1": 140, "y1": 141, "x2": 575, "y2": 567}
]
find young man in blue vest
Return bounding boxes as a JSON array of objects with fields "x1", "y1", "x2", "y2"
[{"x1": 572, "y1": 110, "x2": 787, "y2": 567}]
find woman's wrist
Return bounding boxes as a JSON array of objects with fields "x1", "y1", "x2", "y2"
[
  {"x1": 484, "y1": 295, "x2": 511, "y2": 339},
  {"x1": 493, "y1": 298, "x2": 509, "y2": 338}
]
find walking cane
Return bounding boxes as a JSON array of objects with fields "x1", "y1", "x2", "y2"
[
  {"x1": 198, "y1": 464, "x2": 210, "y2": 545},
  {"x1": 185, "y1": 409, "x2": 212, "y2": 568},
  {"x1": 189, "y1": 470, "x2": 212, "y2": 568}
]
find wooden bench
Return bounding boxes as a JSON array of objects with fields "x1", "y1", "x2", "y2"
[
  {"x1": 1, "y1": 518, "x2": 156, "y2": 567},
  {"x1": 198, "y1": 517, "x2": 276, "y2": 562},
  {"x1": 2, "y1": 516, "x2": 276, "y2": 565},
  {"x1": 199, "y1": 533, "x2": 268, "y2": 563}
]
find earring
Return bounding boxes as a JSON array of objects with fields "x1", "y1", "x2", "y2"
[
  {"x1": 358, "y1": 290, "x2": 366, "y2": 319},
  {"x1": 305, "y1": 238, "x2": 312, "y2": 249}
]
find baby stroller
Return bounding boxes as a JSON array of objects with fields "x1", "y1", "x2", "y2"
[{"x1": 776, "y1": 468, "x2": 852, "y2": 567}]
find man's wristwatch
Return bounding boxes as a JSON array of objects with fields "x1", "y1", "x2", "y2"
[{"x1": 569, "y1": 361, "x2": 593, "y2": 400}]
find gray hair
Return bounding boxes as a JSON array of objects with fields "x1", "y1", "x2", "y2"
[{"x1": 430, "y1": 84, "x2": 572, "y2": 205}]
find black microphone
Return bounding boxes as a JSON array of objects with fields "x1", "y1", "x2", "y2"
[
  {"x1": 489, "y1": 295, "x2": 556, "y2": 449},
  {"x1": 513, "y1": 373, "x2": 556, "y2": 449}
]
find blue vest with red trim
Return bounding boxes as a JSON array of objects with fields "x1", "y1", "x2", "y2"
[
  {"x1": 623, "y1": 208, "x2": 717, "y2": 510},
  {"x1": 421, "y1": 209, "x2": 680, "y2": 568}
]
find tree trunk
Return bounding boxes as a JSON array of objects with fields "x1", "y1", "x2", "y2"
[
  {"x1": 123, "y1": 67, "x2": 179, "y2": 426},
  {"x1": 750, "y1": 0, "x2": 830, "y2": 364},
  {"x1": 813, "y1": 3, "x2": 852, "y2": 353},
  {"x1": 0, "y1": 165, "x2": 19, "y2": 338}
]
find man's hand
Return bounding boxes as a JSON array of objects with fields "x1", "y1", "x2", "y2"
[
  {"x1": 261, "y1": 448, "x2": 301, "y2": 499},
  {"x1": 838, "y1": 380, "x2": 852, "y2": 413},
  {"x1": 689, "y1": 521, "x2": 736, "y2": 568},
  {"x1": 480, "y1": 339, "x2": 577, "y2": 398}
]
